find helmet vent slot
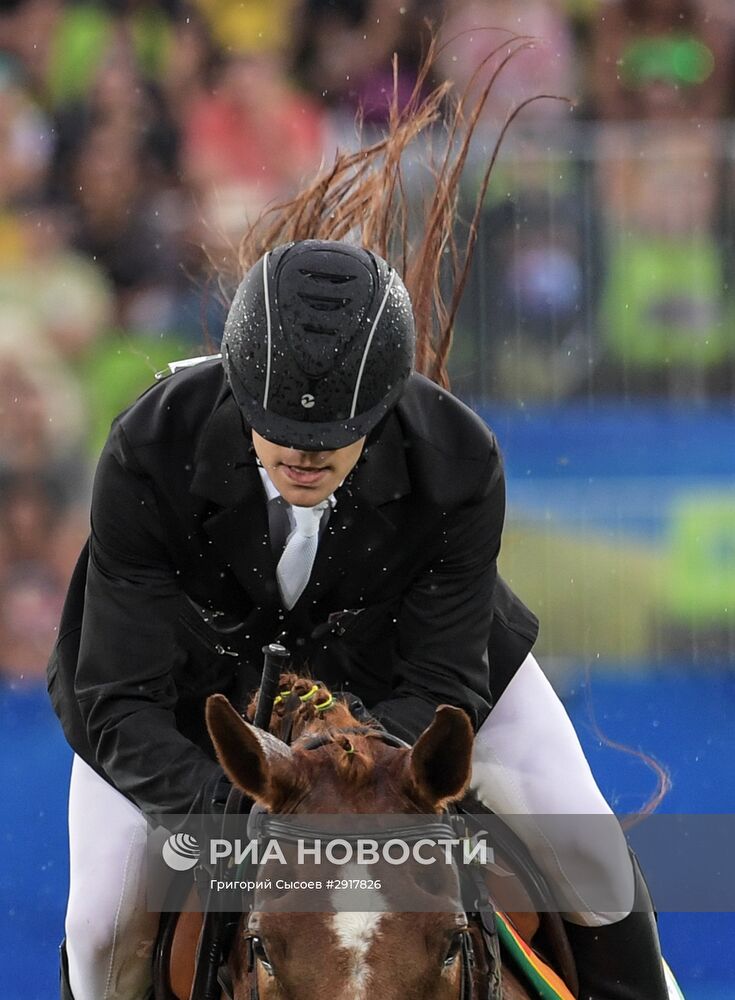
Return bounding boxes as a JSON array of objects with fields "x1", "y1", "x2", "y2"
[
  {"x1": 303, "y1": 323, "x2": 337, "y2": 336},
  {"x1": 298, "y1": 293, "x2": 351, "y2": 311},
  {"x1": 298, "y1": 269, "x2": 355, "y2": 285}
]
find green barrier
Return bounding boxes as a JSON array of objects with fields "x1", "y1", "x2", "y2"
[
  {"x1": 79, "y1": 332, "x2": 191, "y2": 459},
  {"x1": 663, "y1": 494, "x2": 735, "y2": 624},
  {"x1": 602, "y1": 235, "x2": 732, "y2": 369}
]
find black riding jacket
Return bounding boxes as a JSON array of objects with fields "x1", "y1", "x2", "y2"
[{"x1": 47, "y1": 360, "x2": 538, "y2": 823}]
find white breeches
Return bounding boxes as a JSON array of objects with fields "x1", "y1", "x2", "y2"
[
  {"x1": 471, "y1": 653, "x2": 635, "y2": 927},
  {"x1": 64, "y1": 653, "x2": 633, "y2": 999},
  {"x1": 65, "y1": 755, "x2": 163, "y2": 1000}
]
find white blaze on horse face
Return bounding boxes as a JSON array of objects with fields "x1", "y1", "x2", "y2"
[
  {"x1": 330, "y1": 911, "x2": 384, "y2": 998},
  {"x1": 330, "y1": 868, "x2": 387, "y2": 999}
]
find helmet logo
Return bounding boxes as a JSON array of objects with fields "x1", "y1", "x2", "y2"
[{"x1": 301, "y1": 393, "x2": 316, "y2": 409}]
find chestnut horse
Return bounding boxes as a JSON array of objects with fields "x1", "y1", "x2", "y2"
[{"x1": 164, "y1": 675, "x2": 540, "y2": 999}]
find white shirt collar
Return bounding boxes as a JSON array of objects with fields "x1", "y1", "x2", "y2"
[{"x1": 257, "y1": 464, "x2": 282, "y2": 503}]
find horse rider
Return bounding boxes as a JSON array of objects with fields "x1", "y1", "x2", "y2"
[{"x1": 48, "y1": 240, "x2": 672, "y2": 999}]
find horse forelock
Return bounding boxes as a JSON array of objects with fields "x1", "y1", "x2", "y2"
[{"x1": 249, "y1": 673, "x2": 365, "y2": 740}]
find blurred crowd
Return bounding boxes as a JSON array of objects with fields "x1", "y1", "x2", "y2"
[{"x1": 2, "y1": 0, "x2": 735, "y2": 685}]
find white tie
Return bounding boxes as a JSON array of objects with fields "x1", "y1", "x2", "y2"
[{"x1": 276, "y1": 502, "x2": 329, "y2": 610}]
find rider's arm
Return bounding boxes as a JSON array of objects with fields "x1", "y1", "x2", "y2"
[
  {"x1": 369, "y1": 452, "x2": 504, "y2": 743},
  {"x1": 74, "y1": 422, "x2": 224, "y2": 823}
]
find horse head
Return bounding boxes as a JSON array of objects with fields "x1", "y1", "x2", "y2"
[{"x1": 205, "y1": 676, "x2": 481, "y2": 1000}]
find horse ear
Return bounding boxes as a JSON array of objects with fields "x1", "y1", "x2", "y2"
[
  {"x1": 206, "y1": 693, "x2": 294, "y2": 806},
  {"x1": 408, "y1": 705, "x2": 474, "y2": 808}
]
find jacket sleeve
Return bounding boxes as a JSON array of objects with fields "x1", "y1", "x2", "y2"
[
  {"x1": 74, "y1": 423, "x2": 224, "y2": 822},
  {"x1": 369, "y1": 453, "x2": 504, "y2": 743}
]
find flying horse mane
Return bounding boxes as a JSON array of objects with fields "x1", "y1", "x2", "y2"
[{"x1": 231, "y1": 31, "x2": 561, "y2": 389}]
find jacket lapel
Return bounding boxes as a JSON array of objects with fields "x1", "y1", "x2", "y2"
[
  {"x1": 190, "y1": 392, "x2": 280, "y2": 608},
  {"x1": 292, "y1": 411, "x2": 411, "y2": 609}
]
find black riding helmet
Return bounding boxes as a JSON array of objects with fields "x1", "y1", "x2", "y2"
[{"x1": 221, "y1": 240, "x2": 416, "y2": 451}]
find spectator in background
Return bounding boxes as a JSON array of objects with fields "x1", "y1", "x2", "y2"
[
  {"x1": 292, "y1": 0, "x2": 438, "y2": 124},
  {"x1": 160, "y1": 5, "x2": 217, "y2": 123},
  {"x1": 193, "y1": 0, "x2": 293, "y2": 59},
  {"x1": 0, "y1": 562, "x2": 67, "y2": 683},
  {"x1": 47, "y1": 20, "x2": 184, "y2": 332},
  {"x1": 437, "y1": 0, "x2": 578, "y2": 125},
  {"x1": 0, "y1": 313, "x2": 89, "y2": 499},
  {"x1": 0, "y1": 56, "x2": 54, "y2": 205},
  {"x1": 0, "y1": 200, "x2": 191, "y2": 457},
  {"x1": 0, "y1": 474, "x2": 82, "y2": 685},
  {"x1": 591, "y1": 0, "x2": 735, "y2": 393},
  {"x1": 182, "y1": 51, "x2": 327, "y2": 255},
  {"x1": 0, "y1": 202, "x2": 113, "y2": 363},
  {"x1": 0, "y1": 369, "x2": 88, "y2": 685},
  {"x1": 175, "y1": 0, "x2": 328, "y2": 259},
  {"x1": 45, "y1": 0, "x2": 175, "y2": 108},
  {"x1": 0, "y1": 474, "x2": 60, "y2": 568},
  {"x1": 65, "y1": 121, "x2": 182, "y2": 329},
  {"x1": 453, "y1": 183, "x2": 600, "y2": 402},
  {"x1": 0, "y1": 0, "x2": 62, "y2": 98},
  {"x1": 591, "y1": 0, "x2": 733, "y2": 121},
  {"x1": 50, "y1": 34, "x2": 179, "y2": 201},
  {"x1": 438, "y1": 2, "x2": 593, "y2": 402}
]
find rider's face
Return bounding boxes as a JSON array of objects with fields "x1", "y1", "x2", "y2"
[{"x1": 251, "y1": 431, "x2": 366, "y2": 506}]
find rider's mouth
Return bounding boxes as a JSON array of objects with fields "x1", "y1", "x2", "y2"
[{"x1": 280, "y1": 464, "x2": 330, "y2": 485}]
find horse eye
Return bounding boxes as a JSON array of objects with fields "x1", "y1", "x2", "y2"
[
  {"x1": 443, "y1": 931, "x2": 465, "y2": 967},
  {"x1": 252, "y1": 937, "x2": 274, "y2": 976}
]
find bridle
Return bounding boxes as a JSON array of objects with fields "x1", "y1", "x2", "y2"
[
  {"x1": 203, "y1": 643, "x2": 500, "y2": 1000},
  {"x1": 217, "y1": 721, "x2": 501, "y2": 1000}
]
